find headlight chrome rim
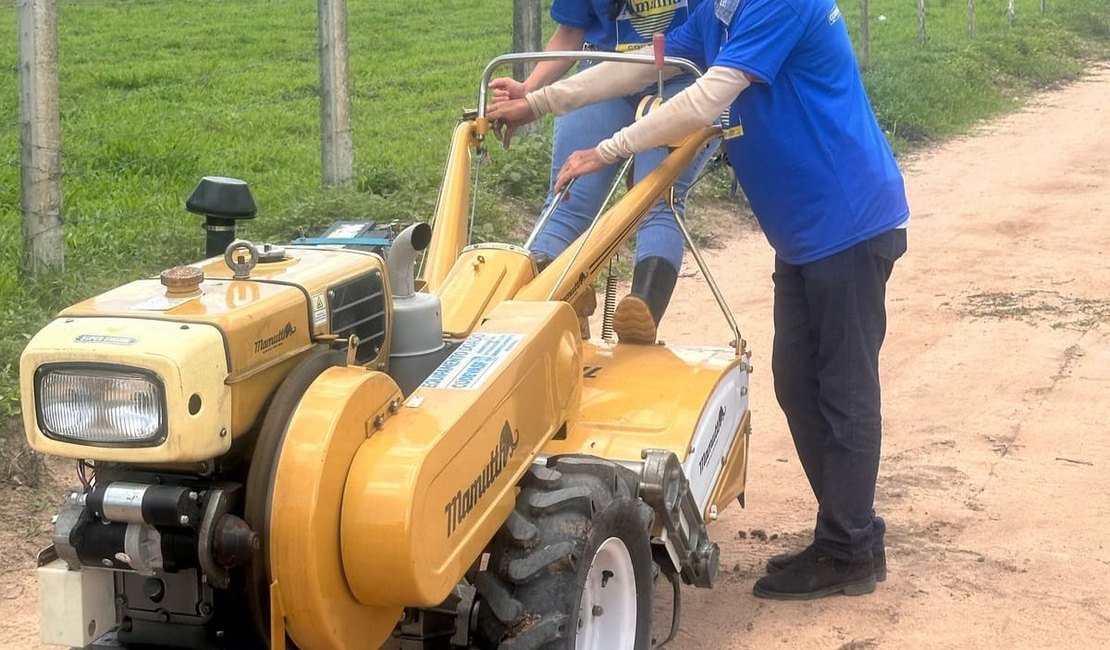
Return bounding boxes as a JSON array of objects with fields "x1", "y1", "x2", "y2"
[{"x1": 34, "y1": 362, "x2": 168, "y2": 447}]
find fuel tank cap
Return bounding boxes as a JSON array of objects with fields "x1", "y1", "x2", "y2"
[{"x1": 160, "y1": 265, "x2": 204, "y2": 295}]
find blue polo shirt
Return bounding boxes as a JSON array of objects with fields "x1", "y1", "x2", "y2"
[
  {"x1": 666, "y1": 0, "x2": 909, "y2": 264},
  {"x1": 552, "y1": 0, "x2": 704, "y2": 52}
]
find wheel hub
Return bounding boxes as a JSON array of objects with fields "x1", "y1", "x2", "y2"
[{"x1": 576, "y1": 536, "x2": 637, "y2": 650}]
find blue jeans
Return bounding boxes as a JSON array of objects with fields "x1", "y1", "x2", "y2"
[
  {"x1": 771, "y1": 228, "x2": 907, "y2": 564},
  {"x1": 530, "y1": 73, "x2": 718, "y2": 270}
]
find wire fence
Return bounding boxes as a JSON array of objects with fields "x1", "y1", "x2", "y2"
[{"x1": 1, "y1": 0, "x2": 1092, "y2": 276}]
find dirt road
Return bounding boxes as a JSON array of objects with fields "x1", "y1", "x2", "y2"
[
  {"x1": 2, "y1": 65, "x2": 1108, "y2": 649},
  {"x1": 658, "y1": 63, "x2": 1110, "y2": 649}
]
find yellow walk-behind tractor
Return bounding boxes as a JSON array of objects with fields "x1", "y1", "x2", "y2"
[{"x1": 21, "y1": 52, "x2": 751, "y2": 650}]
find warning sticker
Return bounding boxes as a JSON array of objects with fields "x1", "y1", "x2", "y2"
[
  {"x1": 311, "y1": 293, "x2": 328, "y2": 328},
  {"x1": 422, "y1": 333, "x2": 523, "y2": 391}
]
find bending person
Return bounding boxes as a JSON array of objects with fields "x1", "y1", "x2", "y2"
[
  {"x1": 490, "y1": 0, "x2": 717, "y2": 343},
  {"x1": 490, "y1": 0, "x2": 909, "y2": 601}
]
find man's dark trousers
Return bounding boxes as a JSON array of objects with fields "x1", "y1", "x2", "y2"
[{"x1": 771, "y1": 227, "x2": 907, "y2": 564}]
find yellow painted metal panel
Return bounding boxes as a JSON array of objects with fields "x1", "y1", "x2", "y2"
[
  {"x1": 709, "y1": 409, "x2": 751, "y2": 517},
  {"x1": 545, "y1": 341, "x2": 740, "y2": 463},
  {"x1": 340, "y1": 300, "x2": 581, "y2": 607},
  {"x1": 269, "y1": 366, "x2": 403, "y2": 650},
  {"x1": 20, "y1": 317, "x2": 231, "y2": 463},
  {"x1": 53, "y1": 248, "x2": 390, "y2": 438},
  {"x1": 437, "y1": 245, "x2": 537, "y2": 338},
  {"x1": 422, "y1": 121, "x2": 478, "y2": 292}
]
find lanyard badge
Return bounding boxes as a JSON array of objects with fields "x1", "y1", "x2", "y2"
[{"x1": 720, "y1": 109, "x2": 744, "y2": 140}]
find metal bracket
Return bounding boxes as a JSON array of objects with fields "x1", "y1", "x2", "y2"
[
  {"x1": 639, "y1": 449, "x2": 719, "y2": 589},
  {"x1": 197, "y1": 489, "x2": 230, "y2": 589}
]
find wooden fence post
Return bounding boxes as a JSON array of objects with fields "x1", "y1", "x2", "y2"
[
  {"x1": 967, "y1": 0, "x2": 975, "y2": 39},
  {"x1": 17, "y1": 0, "x2": 64, "y2": 276},
  {"x1": 1040, "y1": 0, "x2": 1046, "y2": 14},
  {"x1": 512, "y1": 0, "x2": 542, "y2": 82},
  {"x1": 1007, "y1": 0, "x2": 1015, "y2": 28},
  {"x1": 917, "y1": 0, "x2": 927, "y2": 46},
  {"x1": 858, "y1": 0, "x2": 870, "y2": 66},
  {"x1": 317, "y1": 0, "x2": 353, "y2": 187},
  {"x1": 512, "y1": 0, "x2": 542, "y2": 135}
]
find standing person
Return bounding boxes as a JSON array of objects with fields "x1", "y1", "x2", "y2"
[
  {"x1": 491, "y1": 0, "x2": 716, "y2": 343},
  {"x1": 489, "y1": 0, "x2": 908, "y2": 600}
]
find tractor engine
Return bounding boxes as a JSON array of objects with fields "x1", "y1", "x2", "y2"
[{"x1": 20, "y1": 178, "x2": 450, "y2": 649}]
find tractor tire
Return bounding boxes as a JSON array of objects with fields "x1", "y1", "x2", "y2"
[{"x1": 475, "y1": 456, "x2": 655, "y2": 650}]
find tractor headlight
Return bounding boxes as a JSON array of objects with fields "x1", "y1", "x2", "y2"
[{"x1": 35, "y1": 364, "x2": 167, "y2": 446}]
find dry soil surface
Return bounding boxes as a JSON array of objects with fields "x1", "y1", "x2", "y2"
[
  {"x1": 656, "y1": 63, "x2": 1110, "y2": 649},
  {"x1": 2, "y1": 64, "x2": 1108, "y2": 650}
]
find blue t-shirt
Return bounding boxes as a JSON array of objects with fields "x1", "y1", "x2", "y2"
[
  {"x1": 667, "y1": 0, "x2": 909, "y2": 265},
  {"x1": 552, "y1": 0, "x2": 704, "y2": 52}
]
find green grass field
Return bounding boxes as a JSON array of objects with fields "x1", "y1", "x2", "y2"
[{"x1": 0, "y1": 0, "x2": 1106, "y2": 419}]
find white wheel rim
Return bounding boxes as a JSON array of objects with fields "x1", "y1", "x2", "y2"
[{"x1": 575, "y1": 536, "x2": 638, "y2": 650}]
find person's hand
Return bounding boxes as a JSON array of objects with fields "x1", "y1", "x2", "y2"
[
  {"x1": 487, "y1": 98, "x2": 536, "y2": 149},
  {"x1": 555, "y1": 148, "x2": 608, "y2": 193},
  {"x1": 489, "y1": 77, "x2": 527, "y2": 103}
]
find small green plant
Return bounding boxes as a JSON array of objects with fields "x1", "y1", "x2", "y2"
[{"x1": 488, "y1": 131, "x2": 553, "y2": 200}]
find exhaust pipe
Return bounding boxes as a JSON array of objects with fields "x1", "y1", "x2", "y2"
[
  {"x1": 387, "y1": 223, "x2": 444, "y2": 378},
  {"x1": 387, "y1": 223, "x2": 432, "y2": 298}
]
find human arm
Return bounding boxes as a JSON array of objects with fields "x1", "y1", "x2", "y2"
[
  {"x1": 525, "y1": 24, "x2": 586, "y2": 93},
  {"x1": 488, "y1": 24, "x2": 586, "y2": 105},
  {"x1": 596, "y1": 66, "x2": 752, "y2": 163},
  {"x1": 487, "y1": 44, "x2": 683, "y2": 145},
  {"x1": 523, "y1": 45, "x2": 684, "y2": 117},
  {"x1": 554, "y1": 66, "x2": 752, "y2": 191}
]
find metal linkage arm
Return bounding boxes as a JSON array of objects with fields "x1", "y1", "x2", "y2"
[{"x1": 639, "y1": 449, "x2": 720, "y2": 588}]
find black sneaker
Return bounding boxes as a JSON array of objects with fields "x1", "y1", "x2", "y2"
[
  {"x1": 767, "y1": 541, "x2": 887, "y2": 582},
  {"x1": 753, "y1": 546, "x2": 876, "y2": 600}
]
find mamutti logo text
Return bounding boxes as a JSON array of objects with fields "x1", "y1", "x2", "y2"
[
  {"x1": 698, "y1": 406, "x2": 727, "y2": 472},
  {"x1": 444, "y1": 422, "x2": 520, "y2": 537},
  {"x1": 253, "y1": 322, "x2": 297, "y2": 354}
]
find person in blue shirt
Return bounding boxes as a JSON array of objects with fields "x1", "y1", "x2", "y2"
[
  {"x1": 490, "y1": 0, "x2": 908, "y2": 600},
  {"x1": 491, "y1": 0, "x2": 716, "y2": 343}
]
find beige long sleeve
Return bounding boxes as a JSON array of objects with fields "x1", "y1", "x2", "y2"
[
  {"x1": 595, "y1": 66, "x2": 751, "y2": 164},
  {"x1": 524, "y1": 46, "x2": 684, "y2": 118}
]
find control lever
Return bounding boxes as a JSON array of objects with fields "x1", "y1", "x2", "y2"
[{"x1": 654, "y1": 32, "x2": 666, "y2": 100}]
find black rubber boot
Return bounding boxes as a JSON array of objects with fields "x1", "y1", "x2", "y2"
[
  {"x1": 753, "y1": 546, "x2": 877, "y2": 600},
  {"x1": 613, "y1": 256, "x2": 678, "y2": 344},
  {"x1": 767, "y1": 540, "x2": 887, "y2": 582}
]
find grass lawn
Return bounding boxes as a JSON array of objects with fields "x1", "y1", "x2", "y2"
[{"x1": 0, "y1": 0, "x2": 1106, "y2": 420}]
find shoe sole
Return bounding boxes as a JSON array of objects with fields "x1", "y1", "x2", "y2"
[
  {"x1": 613, "y1": 296, "x2": 657, "y2": 344},
  {"x1": 766, "y1": 559, "x2": 888, "y2": 583},
  {"x1": 752, "y1": 575, "x2": 878, "y2": 601}
]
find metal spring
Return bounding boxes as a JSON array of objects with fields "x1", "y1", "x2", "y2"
[{"x1": 601, "y1": 260, "x2": 618, "y2": 341}]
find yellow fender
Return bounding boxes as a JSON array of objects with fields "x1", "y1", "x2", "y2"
[{"x1": 269, "y1": 366, "x2": 403, "y2": 650}]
